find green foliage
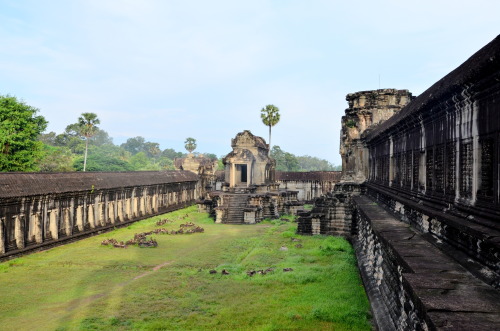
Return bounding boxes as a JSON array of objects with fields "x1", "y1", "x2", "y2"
[
  {"x1": 77, "y1": 112, "x2": 100, "y2": 139},
  {"x1": 260, "y1": 104, "x2": 280, "y2": 149},
  {"x1": 120, "y1": 136, "x2": 146, "y2": 155},
  {"x1": 161, "y1": 148, "x2": 184, "y2": 160},
  {"x1": 73, "y1": 148, "x2": 133, "y2": 172},
  {"x1": 271, "y1": 145, "x2": 341, "y2": 171},
  {"x1": 129, "y1": 152, "x2": 159, "y2": 170},
  {"x1": 346, "y1": 119, "x2": 357, "y2": 128},
  {"x1": 297, "y1": 155, "x2": 339, "y2": 171},
  {"x1": 38, "y1": 145, "x2": 75, "y2": 172},
  {"x1": 184, "y1": 137, "x2": 197, "y2": 153},
  {"x1": 0, "y1": 95, "x2": 48, "y2": 171}
]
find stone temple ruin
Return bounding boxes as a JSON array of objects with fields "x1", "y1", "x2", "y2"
[
  {"x1": 1, "y1": 34, "x2": 500, "y2": 331},
  {"x1": 198, "y1": 130, "x2": 302, "y2": 224},
  {"x1": 298, "y1": 35, "x2": 500, "y2": 329}
]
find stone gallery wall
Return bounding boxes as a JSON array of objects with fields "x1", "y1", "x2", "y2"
[
  {"x1": 0, "y1": 171, "x2": 199, "y2": 259},
  {"x1": 297, "y1": 35, "x2": 500, "y2": 329},
  {"x1": 213, "y1": 170, "x2": 341, "y2": 202},
  {"x1": 363, "y1": 35, "x2": 500, "y2": 289},
  {"x1": 275, "y1": 171, "x2": 341, "y2": 202}
]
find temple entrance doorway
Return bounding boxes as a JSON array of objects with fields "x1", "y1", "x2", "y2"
[{"x1": 236, "y1": 164, "x2": 248, "y2": 186}]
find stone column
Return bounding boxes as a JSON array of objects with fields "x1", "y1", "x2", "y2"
[
  {"x1": 64, "y1": 208, "x2": 72, "y2": 236},
  {"x1": 34, "y1": 212, "x2": 43, "y2": 244},
  {"x1": 231, "y1": 163, "x2": 235, "y2": 187},
  {"x1": 88, "y1": 204, "x2": 95, "y2": 229},
  {"x1": 49, "y1": 209, "x2": 59, "y2": 240},
  {"x1": 14, "y1": 215, "x2": 25, "y2": 249},
  {"x1": 117, "y1": 200, "x2": 124, "y2": 222},
  {"x1": 108, "y1": 201, "x2": 115, "y2": 225},
  {"x1": 76, "y1": 206, "x2": 83, "y2": 232},
  {"x1": 247, "y1": 162, "x2": 251, "y2": 187},
  {"x1": 0, "y1": 218, "x2": 5, "y2": 254}
]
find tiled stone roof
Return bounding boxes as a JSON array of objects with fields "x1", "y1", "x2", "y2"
[
  {"x1": 0, "y1": 171, "x2": 198, "y2": 198},
  {"x1": 364, "y1": 34, "x2": 500, "y2": 141},
  {"x1": 276, "y1": 171, "x2": 342, "y2": 182}
]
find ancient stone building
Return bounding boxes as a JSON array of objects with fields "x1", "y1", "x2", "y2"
[
  {"x1": 299, "y1": 35, "x2": 500, "y2": 329},
  {"x1": 174, "y1": 153, "x2": 218, "y2": 195},
  {"x1": 213, "y1": 170, "x2": 341, "y2": 202},
  {"x1": 340, "y1": 89, "x2": 414, "y2": 183},
  {"x1": 0, "y1": 171, "x2": 199, "y2": 259},
  {"x1": 200, "y1": 131, "x2": 301, "y2": 224},
  {"x1": 222, "y1": 130, "x2": 276, "y2": 190},
  {"x1": 275, "y1": 171, "x2": 341, "y2": 202}
]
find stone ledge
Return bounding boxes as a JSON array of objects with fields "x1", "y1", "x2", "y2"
[{"x1": 354, "y1": 195, "x2": 500, "y2": 330}]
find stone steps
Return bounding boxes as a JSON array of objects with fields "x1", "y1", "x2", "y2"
[{"x1": 225, "y1": 194, "x2": 248, "y2": 224}]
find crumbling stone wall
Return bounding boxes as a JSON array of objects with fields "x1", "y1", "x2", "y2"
[
  {"x1": 341, "y1": 89, "x2": 413, "y2": 183},
  {"x1": 0, "y1": 171, "x2": 199, "y2": 259}
]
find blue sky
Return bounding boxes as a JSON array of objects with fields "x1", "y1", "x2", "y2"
[{"x1": 1, "y1": 0, "x2": 498, "y2": 165}]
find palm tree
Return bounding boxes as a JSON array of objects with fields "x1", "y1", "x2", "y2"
[
  {"x1": 260, "y1": 104, "x2": 280, "y2": 154},
  {"x1": 78, "y1": 112, "x2": 100, "y2": 171},
  {"x1": 184, "y1": 137, "x2": 197, "y2": 154}
]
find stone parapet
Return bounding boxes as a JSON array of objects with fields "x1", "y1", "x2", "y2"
[{"x1": 354, "y1": 195, "x2": 500, "y2": 330}]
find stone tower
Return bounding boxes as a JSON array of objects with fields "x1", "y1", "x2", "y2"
[
  {"x1": 200, "y1": 130, "x2": 301, "y2": 224},
  {"x1": 340, "y1": 89, "x2": 413, "y2": 183},
  {"x1": 223, "y1": 130, "x2": 276, "y2": 190}
]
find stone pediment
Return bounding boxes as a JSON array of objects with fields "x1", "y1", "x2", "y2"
[
  {"x1": 231, "y1": 130, "x2": 267, "y2": 149},
  {"x1": 223, "y1": 149, "x2": 255, "y2": 163}
]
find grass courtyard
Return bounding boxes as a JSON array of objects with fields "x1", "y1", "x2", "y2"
[{"x1": 0, "y1": 206, "x2": 371, "y2": 331}]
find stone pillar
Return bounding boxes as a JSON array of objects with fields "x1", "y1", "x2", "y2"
[
  {"x1": 76, "y1": 206, "x2": 83, "y2": 232},
  {"x1": 117, "y1": 200, "x2": 124, "y2": 222},
  {"x1": 34, "y1": 213, "x2": 42, "y2": 244},
  {"x1": 0, "y1": 218, "x2": 5, "y2": 254},
  {"x1": 126, "y1": 198, "x2": 131, "y2": 219},
  {"x1": 231, "y1": 163, "x2": 235, "y2": 187},
  {"x1": 49, "y1": 209, "x2": 59, "y2": 240},
  {"x1": 64, "y1": 208, "x2": 72, "y2": 236},
  {"x1": 88, "y1": 204, "x2": 95, "y2": 229},
  {"x1": 108, "y1": 201, "x2": 115, "y2": 225},
  {"x1": 133, "y1": 197, "x2": 138, "y2": 217},
  {"x1": 104, "y1": 194, "x2": 109, "y2": 225},
  {"x1": 14, "y1": 215, "x2": 25, "y2": 249}
]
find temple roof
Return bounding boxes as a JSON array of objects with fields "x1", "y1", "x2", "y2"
[
  {"x1": 364, "y1": 34, "x2": 500, "y2": 141},
  {"x1": 231, "y1": 130, "x2": 268, "y2": 150},
  {"x1": 0, "y1": 171, "x2": 198, "y2": 198}
]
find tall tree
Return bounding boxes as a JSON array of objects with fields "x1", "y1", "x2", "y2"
[
  {"x1": 260, "y1": 104, "x2": 280, "y2": 154},
  {"x1": 0, "y1": 95, "x2": 47, "y2": 171},
  {"x1": 77, "y1": 112, "x2": 100, "y2": 171},
  {"x1": 184, "y1": 137, "x2": 197, "y2": 154},
  {"x1": 121, "y1": 136, "x2": 146, "y2": 155}
]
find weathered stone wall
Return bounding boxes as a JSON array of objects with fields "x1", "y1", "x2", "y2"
[
  {"x1": 354, "y1": 195, "x2": 500, "y2": 330},
  {"x1": 363, "y1": 34, "x2": 500, "y2": 289},
  {"x1": 298, "y1": 35, "x2": 500, "y2": 330},
  {"x1": 341, "y1": 89, "x2": 414, "y2": 183},
  {"x1": 214, "y1": 170, "x2": 341, "y2": 202},
  {"x1": 276, "y1": 171, "x2": 341, "y2": 202},
  {"x1": 0, "y1": 171, "x2": 199, "y2": 259}
]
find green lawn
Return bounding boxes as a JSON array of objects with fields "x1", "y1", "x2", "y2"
[{"x1": 0, "y1": 206, "x2": 371, "y2": 331}]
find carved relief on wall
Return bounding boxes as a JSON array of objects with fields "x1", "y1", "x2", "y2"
[{"x1": 460, "y1": 141, "x2": 473, "y2": 198}]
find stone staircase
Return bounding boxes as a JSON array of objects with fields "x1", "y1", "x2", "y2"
[
  {"x1": 262, "y1": 198, "x2": 277, "y2": 220},
  {"x1": 225, "y1": 194, "x2": 248, "y2": 224}
]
